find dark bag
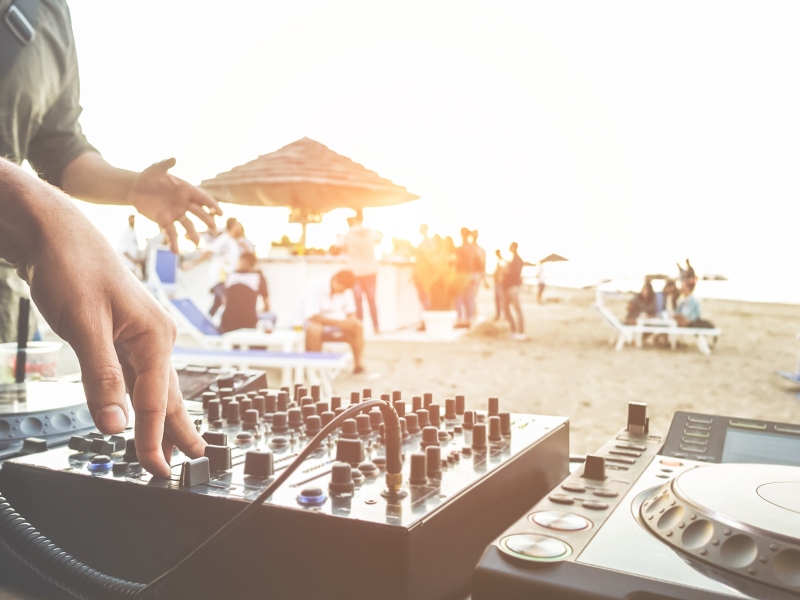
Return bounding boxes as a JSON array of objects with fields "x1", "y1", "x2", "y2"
[{"x1": 688, "y1": 318, "x2": 715, "y2": 329}]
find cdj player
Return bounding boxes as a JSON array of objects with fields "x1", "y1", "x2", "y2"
[{"x1": 473, "y1": 404, "x2": 800, "y2": 600}]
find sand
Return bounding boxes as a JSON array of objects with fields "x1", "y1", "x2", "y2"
[{"x1": 335, "y1": 286, "x2": 800, "y2": 455}]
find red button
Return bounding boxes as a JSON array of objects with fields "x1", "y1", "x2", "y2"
[{"x1": 660, "y1": 459, "x2": 683, "y2": 467}]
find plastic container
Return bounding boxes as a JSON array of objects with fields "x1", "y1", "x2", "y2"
[{"x1": 0, "y1": 341, "x2": 62, "y2": 383}]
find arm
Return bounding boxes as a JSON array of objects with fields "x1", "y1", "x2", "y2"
[
  {"x1": 0, "y1": 159, "x2": 205, "y2": 476},
  {"x1": 60, "y1": 153, "x2": 222, "y2": 253}
]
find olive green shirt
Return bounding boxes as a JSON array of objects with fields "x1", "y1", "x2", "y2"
[{"x1": 0, "y1": 0, "x2": 97, "y2": 342}]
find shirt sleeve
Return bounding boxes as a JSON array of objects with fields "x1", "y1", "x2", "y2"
[
  {"x1": 343, "y1": 289, "x2": 356, "y2": 316},
  {"x1": 26, "y1": 10, "x2": 97, "y2": 187},
  {"x1": 302, "y1": 284, "x2": 322, "y2": 322}
]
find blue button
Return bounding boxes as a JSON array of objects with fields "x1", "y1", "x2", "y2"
[{"x1": 297, "y1": 487, "x2": 327, "y2": 507}]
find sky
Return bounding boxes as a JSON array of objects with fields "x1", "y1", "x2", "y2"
[{"x1": 67, "y1": 0, "x2": 800, "y2": 291}]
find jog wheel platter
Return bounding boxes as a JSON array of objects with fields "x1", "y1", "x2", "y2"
[{"x1": 641, "y1": 464, "x2": 800, "y2": 598}]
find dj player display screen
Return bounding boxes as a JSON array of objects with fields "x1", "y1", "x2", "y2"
[{"x1": 721, "y1": 428, "x2": 800, "y2": 466}]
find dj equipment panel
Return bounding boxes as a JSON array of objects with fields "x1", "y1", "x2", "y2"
[
  {"x1": 473, "y1": 404, "x2": 800, "y2": 600},
  {"x1": 0, "y1": 371, "x2": 568, "y2": 600}
]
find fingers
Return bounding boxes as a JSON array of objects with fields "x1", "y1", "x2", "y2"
[
  {"x1": 164, "y1": 222, "x2": 179, "y2": 254},
  {"x1": 187, "y1": 203, "x2": 217, "y2": 232},
  {"x1": 164, "y1": 367, "x2": 206, "y2": 460},
  {"x1": 179, "y1": 215, "x2": 199, "y2": 246},
  {"x1": 188, "y1": 184, "x2": 222, "y2": 216},
  {"x1": 147, "y1": 157, "x2": 178, "y2": 175}
]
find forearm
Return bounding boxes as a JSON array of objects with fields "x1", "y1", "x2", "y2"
[
  {"x1": 60, "y1": 152, "x2": 137, "y2": 205},
  {"x1": 309, "y1": 315, "x2": 344, "y2": 327}
]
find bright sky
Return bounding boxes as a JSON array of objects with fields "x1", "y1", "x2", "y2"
[{"x1": 69, "y1": 0, "x2": 800, "y2": 286}]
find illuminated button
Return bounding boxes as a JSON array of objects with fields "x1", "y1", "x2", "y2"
[
  {"x1": 593, "y1": 489, "x2": 619, "y2": 498},
  {"x1": 561, "y1": 483, "x2": 586, "y2": 494},
  {"x1": 297, "y1": 486, "x2": 327, "y2": 507},
  {"x1": 582, "y1": 500, "x2": 609, "y2": 510},
  {"x1": 775, "y1": 425, "x2": 800, "y2": 435},
  {"x1": 686, "y1": 423, "x2": 711, "y2": 431},
  {"x1": 729, "y1": 420, "x2": 766, "y2": 430},
  {"x1": 660, "y1": 459, "x2": 683, "y2": 467},
  {"x1": 549, "y1": 494, "x2": 575, "y2": 505},
  {"x1": 500, "y1": 534, "x2": 571, "y2": 561},
  {"x1": 530, "y1": 511, "x2": 591, "y2": 531},
  {"x1": 88, "y1": 455, "x2": 113, "y2": 473},
  {"x1": 679, "y1": 445, "x2": 704, "y2": 453},
  {"x1": 683, "y1": 431, "x2": 710, "y2": 439},
  {"x1": 681, "y1": 437, "x2": 708, "y2": 446},
  {"x1": 687, "y1": 416, "x2": 713, "y2": 424}
]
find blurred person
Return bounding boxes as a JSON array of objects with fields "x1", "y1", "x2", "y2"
[
  {"x1": 493, "y1": 249, "x2": 508, "y2": 321},
  {"x1": 677, "y1": 258, "x2": 696, "y2": 283},
  {"x1": 454, "y1": 228, "x2": 482, "y2": 328},
  {"x1": 656, "y1": 279, "x2": 680, "y2": 315},
  {"x1": 625, "y1": 279, "x2": 658, "y2": 325},
  {"x1": 503, "y1": 242, "x2": 527, "y2": 340},
  {"x1": 414, "y1": 224, "x2": 436, "y2": 312},
  {"x1": 219, "y1": 252, "x2": 272, "y2": 333},
  {"x1": 117, "y1": 214, "x2": 142, "y2": 278},
  {"x1": 535, "y1": 261, "x2": 546, "y2": 304},
  {"x1": 674, "y1": 279, "x2": 711, "y2": 327},
  {"x1": 0, "y1": 0, "x2": 221, "y2": 475},
  {"x1": 337, "y1": 212, "x2": 382, "y2": 333},
  {"x1": 300, "y1": 270, "x2": 364, "y2": 374}
]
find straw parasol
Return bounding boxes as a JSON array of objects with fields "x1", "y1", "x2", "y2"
[{"x1": 200, "y1": 137, "x2": 419, "y2": 249}]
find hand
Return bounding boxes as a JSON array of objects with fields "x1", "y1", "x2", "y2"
[
  {"x1": 16, "y1": 188, "x2": 205, "y2": 477},
  {"x1": 128, "y1": 158, "x2": 222, "y2": 253}
]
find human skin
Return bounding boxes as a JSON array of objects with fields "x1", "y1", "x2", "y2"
[{"x1": 0, "y1": 159, "x2": 206, "y2": 477}]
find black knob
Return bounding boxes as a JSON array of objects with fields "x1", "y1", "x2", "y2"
[
  {"x1": 455, "y1": 395, "x2": 465, "y2": 415},
  {"x1": 381, "y1": 393, "x2": 391, "y2": 402},
  {"x1": 227, "y1": 401, "x2": 240, "y2": 424},
  {"x1": 288, "y1": 408, "x2": 303, "y2": 429},
  {"x1": 123, "y1": 438, "x2": 137, "y2": 462},
  {"x1": 405, "y1": 413, "x2": 420, "y2": 435},
  {"x1": 409, "y1": 453, "x2": 427, "y2": 485},
  {"x1": 201, "y1": 392, "x2": 216, "y2": 408},
  {"x1": 416, "y1": 409, "x2": 430, "y2": 429},
  {"x1": 583, "y1": 455, "x2": 606, "y2": 480},
  {"x1": 421, "y1": 426, "x2": 439, "y2": 449},
  {"x1": 217, "y1": 386, "x2": 233, "y2": 399},
  {"x1": 438, "y1": 430, "x2": 450, "y2": 444},
  {"x1": 463, "y1": 411, "x2": 475, "y2": 431},
  {"x1": 202, "y1": 431, "x2": 227, "y2": 446},
  {"x1": 272, "y1": 412, "x2": 289, "y2": 434},
  {"x1": 399, "y1": 417, "x2": 409, "y2": 439},
  {"x1": 253, "y1": 395, "x2": 266, "y2": 417},
  {"x1": 412, "y1": 396, "x2": 422, "y2": 412},
  {"x1": 240, "y1": 398, "x2": 252, "y2": 415},
  {"x1": 445, "y1": 399, "x2": 457, "y2": 420},
  {"x1": 369, "y1": 409, "x2": 382, "y2": 431},
  {"x1": 428, "y1": 404, "x2": 441, "y2": 428},
  {"x1": 488, "y1": 397, "x2": 499, "y2": 416},
  {"x1": 335, "y1": 438, "x2": 364, "y2": 466},
  {"x1": 316, "y1": 401, "x2": 329, "y2": 415},
  {"x1": 244, "y1": 450, "x2": 273, "y2": 478},
  {"x1": 356, "y1": 414, "x2": 372, "y2": 437},
  {"x1": 320, "y1": 411, "x2": 335, "y2": 427},
  {"x1": 341, "y1": 418, "x2": 358, "y2": 439},
  {"x1": 358, "y1": 460, "x2": 379, "y2": 477},
  {"x1": 350, "y1": 391, "x2": 360, "y2": 405},
  {"x1": 220, "y1": 396, "x2": 233, "y2": 418},
  {"x1": 244, "y1": 409, "x2": 260, "y2": 429},
  {"x1": 362, "y1": 388, "x2": 372, "y2": 400},
  {"x1": 295, "y1": 386, "x2": 308, "y2": 403},
  {"x1": 488, "y1": 416, "x2": 502, "y2": 443},
  {"x1": 393, "y1": 401, "x2": 406, "y2": 418},
  {"x1": 280, "y1": 386, "x2": 291, "y2": 395},
  {"x1": 472, "y1": 423, "x2": 487, "y2": 452},
  {"x1": 330, "y1": 396, "x2": 342, "y2": 411},
  {"x1": 334, "y1": 407, "x2": 346, "y2": 417},
  {"x1": 329, "y1": 461, "x2": 355, "y2": 495},
  {"x1": 392, "y1": 390, "x2": 402, "y2": 402},
  {"x1": 204, "y1": 445, "x2": 232, "y2": 471},
  {"x1": 311, "y1": 385, "x2": 321, "y2": 401},
  {"x1": 423, "y1": 392, "x2": 433, "y2": 408},
  {"x1": 499, "y1": 412, "x2": 512, "y2": 437},
  {"x1": 180, "y1": 457, "x2": 210, "y2": 487},
  {"x1": 265, "y1": 394, "x2": 277, "y2": 415},
  {"x1": 306, "y1": 415, "x2": 322, "y2": 437},
  {"x1": 301, "y1": 395, "x2": 314, "y2": 407},
  {"x1": 302, "y1": 404, "x2": 317, "y2": 422},
  {"x1": 247, "y1": 391, "x2": 258, "y2": 399},
  {"x1": 277, "y1": 391, "x2": 289, "y2": 412},
  {"x1": 207, "y1": 400, "x2": 221, "y2": 422},
  {"x1": 426, "y1": 445, "x2": 442, "y2": 479},
  {"x1": 216, "y1": 373, "x2": 234, "y2": 388}
]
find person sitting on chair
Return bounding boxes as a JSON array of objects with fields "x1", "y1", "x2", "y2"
[
  {"x1": 219, "y1": 252, "x2": 273, "y2": 333},
  {"x1": 625, "y1": 280, "x2": 657, "y2": 325},
  {"x1": 674, "y1": 279, "x2": 705, "y2": 327},
  {"x1": 300, "y1": 270, "x2": 365, "y2": 374}
]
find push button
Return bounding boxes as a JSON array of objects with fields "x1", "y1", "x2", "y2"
[
  {"x1": 549, "y1": 494, "x2": 575, "y2": 505},
  {"x1": 582, "y1": 500, "x2": 609, "y2": 510},
  {"x1": 561, "y1": 483, "x2": 586, "y2": 493},
  {"x1": 593, "y1": 489, "x2": 619, "y2": 498}
]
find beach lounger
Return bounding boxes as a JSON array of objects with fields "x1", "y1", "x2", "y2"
[
  {"x1": 776, "y1": 333, "x2": 800, "y2": 386},
  {"x1": 172, "y1": 346, "x2": 349, "y2": 398}
]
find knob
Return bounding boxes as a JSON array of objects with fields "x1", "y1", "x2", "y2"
[
  {"x1": 301, "y1": 395, "x2": 314, "y2": 407},
  {"x1": 334, "y1": 407, "x2": 346, "y2": 417},
  {"x1": 287, "y1": 408, "x2": 303, "y2": 429},
  {"x1": 583, "y1": 455, "x2": 606, "y2": 480},
  {"x1": 391, "y1": 390, "x2": 401, "y2": 402},
  {"x1": 330, "y1": 396, "x2": 342, "y2": 411},
  {"x1": 463, "y1": 411, "x2": 475, "y2": 431},
  {"x1": 240, "y1": 398, "x2": 253, "y2": 415},
  {"x1": 488, "y1": 416, "x2": 502, "y2": 443},
  {"x1": 341, "y1": 418, "x2": 359, "y2": 439},
  {"x1": 488, "y1": 397, "x2": 499, "y2": 416},
  {"x1": 68, "y1": 436, "x2": 91, "y2": 452},
  {"x1": 277, "y1": 391, "x2": 289, "y2": 412},
  {"x1": 356, "y1": 414, "x2": 372, "y2": 437},
  {"x1": 405, "y1": 413, "x2": 420, "y2": 435},
  {"x1": 311, "y1": 385, "x2": 321, "y2": 401},
  {"x1": 88, "y1": 454, "x2": 113, "y2": 473},
  {"x1": 253, "y1": 395, "x2": 266, "y2": 417},
  {"x1": 220, "y1": 396, "x2": 233, "y2": 418},
  {"x1": 123, "y1": 438, "x2": 138, "y2": 462},
  {"x1": 316, "y1": 401, "x2": 329, "y2": 415},
  {"x1": 423, "y1": 392, "x2": 433, "y2": 408},
  {"x1": 302, "y1": 404, "x2": 316, "y2": 422},
  {"x1": 627, "y1": 402, "x2": 649, "y2": 435},
  {"x1": 412, "y1": 396, "x2": 422, "y2": 412},
  {"x1": 204, "y1": 445, "x2": 232, "y2": 471},
  {"x1": 336, "y1": 438, "x2": 364, "y2": 466},
  {"x1": 369, "y1": 409, "x2": 382, "y2": 431},
  {"x1": 409, "y1": 453, "x2": 427, "y2": 485},
  {"x1": 399, "y1": 417, "x2": 409, "y2": 439},
  {"x1": 393, "y1": 401, "x2": 406, "y2": 418},
  {"x1": 381, "y1": 393, "x2": 391, "y2": 402},
  {"x1": 244, "y1": 450, "x2": 273, "y2": 478},
  {"x1": 421, "y1": 426, "x2": 439, "y2": 449},
  {"x1": 472, "y1": 423, "x2": 487, "y2": 452},
  {"x1": 350, "y1": 391, "x2": 360, "y2": 405},
  {"x1": 206, "y1": 399, "x2": 220, "y2": 422},
  {"x1": 295, "y1": 386, "x2": 308, "y2": 404},
  {"x1": 426, "y1": 445, "x2": 442, "y2": 479},
  {"x1": 445, "y1": 399, "x2": 457, "y2": 421},
  {"x1": 455, "y1": 395, "x2": 465, "y2": 415},
  {"x1": 180, "y1": 457, "x2": 211, "y2": 487},
  {"x1": 329, "y1": 461, "x2": 354, "y2": 495},
  {"x1": 247, "y1": 390, "x2": 258, "y2": 399},
  {"x1": 306, "y1": 415, "x2": 322, "y2": 437},
  {"x1": 361, "y1": 388, "x2": 372, "y2": 400},
  {"x1": 416, "y1": 409, "x2": 430, "y2": 428},
  {"x1": 296, "y1": 486, "x2": 327, "y2": 507},
  {"x1": 272, "y1": 412, "x2": 289, "y2": 434},
  {"x1": 202, "y1": 431, "x2": 227, "y2": 446},
  {"x1": 265, "y1": 394, "x2": 277, "y2": 415},
  {"x1": 201, "y1": 392, "x2": 216, "y2": 408},
  {"x1": 437, "y1": 430, "x2": 450, "y2": 444},
  {"x1": 243, "y1": 409, "x2": 260, "y2": 430},
  {"x1": 227, "y1": 401, "x2": 240, "y2": 424},
  {"x1": 428, "y1": 404, "x2": 441, "y2": 428},
  {"x1": 499, "y1": 412, "x2": 512, "y2": 437},
  {"x1": 320, "y1": 411, "x2": 335, "y2": 427},
  {"x1": 217, "y1": 386, "x2": 233, "y2": 399}
]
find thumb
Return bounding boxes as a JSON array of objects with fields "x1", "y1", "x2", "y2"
[
  {"x1": 146, "y1": 157, "x2": 177, "y2": 175},
  {"x1": 73, "y1": 325, "x2": 130, "y2": 434}
]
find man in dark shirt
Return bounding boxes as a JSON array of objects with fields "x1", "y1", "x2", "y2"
[
  {"x1": 502, "y1": 242, "x2": 527, "y2": 340},
  {"x1": 0, "y1": 0, "x2": 215, "y2": 476}
]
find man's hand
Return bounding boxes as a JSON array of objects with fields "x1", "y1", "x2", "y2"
[{"x1": 128, "y1": 158, "x2": 221, "y2": 253}]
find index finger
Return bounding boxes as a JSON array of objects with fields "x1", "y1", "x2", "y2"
[{"x1": 189, "y1": 184, "x2": 222, "y2": 216}]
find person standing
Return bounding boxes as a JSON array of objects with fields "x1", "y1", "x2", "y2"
[
  {"x1": 454, "y1": 228, "x2": 482, "y2": 328},
  {"x1": 535, "y1": 261, "x2": 546, "y2": 304},
  {"x1": 338, "y1": 213, "x2": 382, "y2": 333},
  {"x1": 117, "y1": 214, "x2": 142, "y2": 278},
  {"x1": 219, "y1": 252, "x2": 271, "y2": 333},
  {"x1": 493, "y1": 249, "x2": 508, "y2": 321},
  {"x1": 503, "y1": 242, "x2": 527, "y2": 340}
]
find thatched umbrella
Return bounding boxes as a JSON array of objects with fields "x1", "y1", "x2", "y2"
[{"x1": 200, "y1": 137, "x2": 419, "y2": 249}]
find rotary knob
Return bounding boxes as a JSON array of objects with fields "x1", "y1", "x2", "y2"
[
  {"x1": 421, "y1": 426, "x2": 439, "y2": 449},
  {"x1": 305, "y1": 415, "x2": 322, "y2": 437},
  {"x1": 405, "y1": 413, "x2": 420, "y2": 435},
  {"x1": 409, "y1": 452, "x2": 427, "y2": 485},
  {"x1": 416, "y1": 409, "x2": 430, "y2": 429},
  {"x1": 472, "y1": 423, "x2": 488, "y2": 452},
  {"x1": 227, "y1": 400, "x2": 240, "y2": 424},
  {"x1": 444, "y1": 398, "x2": 457, "y2": 421},
  {"x1": 488, "y1": 416, "x2": 502, "y2": 443},
  {"x1": 271, "y1": 412, "x2": 289, "y2": 434},
  {"x1": 488, "y1": 397, "x2": 499, "y2": 416},
  {"x1": 356, "y1": 414, "x2": 372, "y2": 437},
  {"x1": 428, "y1": 404, "x2": 441, "y2": 428},
  {"x1": 455, "y1": 395, "x2": 465, "y2": 415},
  {"x1": 244, "y1": 450, "x2": 273, "y2": 478},
  {"x1": 393, "y1": 401, "x2": 406, "y2": 417},
  {"x1": 329, "y1": 462, "x2": 354, "y2": 495},
  {"x1": 203, "y1": 445, "x2": 231, "y2": 472}
]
